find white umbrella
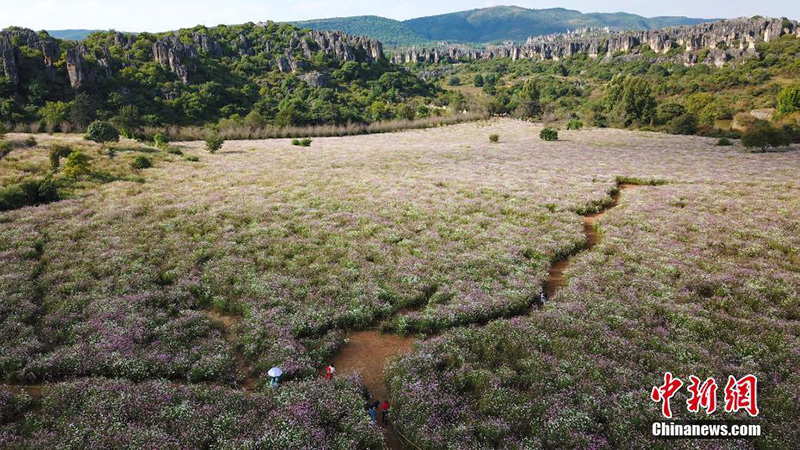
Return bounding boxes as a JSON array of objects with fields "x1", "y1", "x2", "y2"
[{"x1": 268, "y1": 367, "x2": 283, "y2": 378}]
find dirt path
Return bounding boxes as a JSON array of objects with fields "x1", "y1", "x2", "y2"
[
  {"x1": 543, "y1": 184, "x2": 637, "y2": 299},
  {"x1": 203, "y1": 309, "x2": 258, "y2": 390},
  {"x1": 331, "y1": 331, "x2": 415, "y2": 449}
]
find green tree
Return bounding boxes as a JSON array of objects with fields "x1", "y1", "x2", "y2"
[
  {"x1": 514, "y1": 80, "x2": 542, "y2": 119},
  {"x1": 473, "y1": 74, "x2": 484, "y2": 87},
  {"x1": 69, "y1": 93, "x2": 95, "y2": 128},
  {"x1": 63, "y1": 151, "x2": 92, "y2": 178},
  {"x1": 112, "y1": 105, "x2": 141, "y2": 137},
  {"x1": 776, "y1": 86, "x2": 800, "y2": 114},
  {"x1": 39, "y1": 101, "x2": 70, "y2": 131},
  {"x1": 606, "y1": 76, "x2": 656, "y2": 127}
]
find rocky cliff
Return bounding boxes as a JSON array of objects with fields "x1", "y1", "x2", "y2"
[
  {"x1": 391, "y1": 17, "x2": 799, "y2": 67},
  {"x1": 0, "y1": 24, "x2": 384, "y2": 90}
]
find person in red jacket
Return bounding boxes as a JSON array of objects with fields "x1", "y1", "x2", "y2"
[
  {"x1": 380, "y1": 400, "x2": 390, "y2": 425},
  {"x1": 325, "y1": 364, "x2": 336, "y2": 379}
]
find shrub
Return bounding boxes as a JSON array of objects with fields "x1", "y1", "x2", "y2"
[
  {"x1": 186, "y1": 155, "x2": 200, "y2": 162},
  {"x1": 153, "y1": 132, "x2": 170, "y2": 148},
  {"x1": 539, "y1": 127, "x2": 558, "y2": 141},
  {"x1": 473, "y1": 74, "x2": 484, "y2": 87},
  {"x1": 49, "y1": 145, "x2": 73, "y2": 170},
  {"x1": 63, "y1": 151, "x2": 92, "y2": 178},
  {"x1": 293, "y1": 138, "x2": 312, "y2": 147},
  {"x1": 668, "y1": 114, "x2": 699, "y2": 135},
  {"x1": 447, "y1": 76, "x2": 461, "y2": 86},
  {"x1": 0, "y1": 176, "x2": 59, "y2": 211},
  {"x1": 776, "y1": 86, "x2": 800, "y2": 114},
  {"x1": 489, "y1": 134, "x2": 499, "y2": 143},
  {"x1": 741, "y1": 121, "x2": 791, "y2": 152},
  {"x1": 132, "y1": 156, "x2": 152, "y2": 169},
  {"x1": 205, "y1": 135, "x2": 224, "y2": 153},
  {"x1": 656, "y1": 103, "x2": 686, "y2": 125},
  {"x1": 24, "y1": 136, "x2": 36, "y2": 147},
  {"x1": 166, "y1": 146, "x2": 183, "y2": 155},
  {"x1": 566, "y1": 118, "x2": 583, "y2": 130},
  {"x1": 85, "y1": 121, "x2": 120, "y2": 143},
  {"x1": 717, "y1": 137, "x2": 733, "y2": 146},
  {"x1": 0, "y1": 140, "x2": 12, "y2": 158},
  {"x1": 782, "y1": 123, "x2": 800, "y2": 143}
]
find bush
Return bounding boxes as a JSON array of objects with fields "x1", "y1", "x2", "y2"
[
  {"x1": 741, "y1": 121, "x2": 791, "y2": 152},
  {"x1": 717, "y1": 137, "x2": 733, "y2": 146},
  {"x1": 668, "y1": 114, "x2": 699, "y2": 135},
  {"x1": 539, "y1": 127, "x2": 558, "y2": 141},
  {"x1": 489, "y1": 134, "x2": 499, "y2": 143},
  {"x1": 447, "y1": 76, "x2": 461, "y2": 86},
  {"x1": 63, "y1": 151, "x2": 92, "y2": 177},
  {"x1": 473, "y1": 74, "x2": 484, "y2": 87},
  {"x1": 186, "y1": 155, "x2": 200, "y2": 162},
  {"x1": 0, "y1": 140, "x2": 12, "y2": 158},
  {"x1": 656, "y1": 103, "x2": 686, "y2": 125},
  {"x1": 0, "y1": 176, "x2": 59, "y2": 211},
  {"x1": 24, "y1": 136, "x2": 37, "y2": 147},
  {"x1": 153, "y1": 132, "x2": 170, "y2": 148},
  {"x1": 293, "y1": 138, "x2": 312, "y2": 147},
  {"x1": 782, "y1": 123, "x2": 800, "y2": 143},
  {"x1": 291, "y1": 138, "x2": 301, "y2": 146},
  {"x1": 776, "y1": 86, "x2": 800, "y2": 114},
  {"x1": 166, "y1": 146, "x2": 183, "y2": 155},
  {"x1": 205, "y1": 135, "x2": 224, "y2": 153},
  {"x1": 132, "y1": 155, "x2": 152, "y2": 169},
  {"x1": 85, "y1": 121, "x2": 120, "y2": 143},
  {"x1": 566, "y1": 118, "x2": 583, "y2": 130},
  {"x1": 49, "y1": 145, "x2": 73, "y2": 170}
]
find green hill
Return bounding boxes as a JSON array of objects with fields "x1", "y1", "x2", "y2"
[
  {"x1": 293, "y1": 16, "x2": 429, "y2": 47},
  {"x1": 296, "y1": 6, "x2": 713, "y2": 46},
  {"x1": 404, "y1": 6, "x2": 712, "y2": 42}
]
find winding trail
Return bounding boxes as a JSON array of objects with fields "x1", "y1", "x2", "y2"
[
  {"x1": 332, "y1": 183, "x2": 640, "y2": 449},
  {"x1": 203, "y1": 309, "x2": 258, "y2": 390}
]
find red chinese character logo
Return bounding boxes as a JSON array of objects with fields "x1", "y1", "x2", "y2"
[
  {"x1": 651, "y1": 372, "x2": 683, "y2": 418},
  {"x1": 724, "y1": 374, "x2": 759, "y2": 417},
  {"x1": 686, "y1": 376, "x2": 718, "y2": 414}
]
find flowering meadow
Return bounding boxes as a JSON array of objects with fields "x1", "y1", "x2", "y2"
[
  {"x1": 0, "y1": 377, "x2": 381, "y2": 448},
  {"x1": 1, "y1": 119, "x2": 799, "y2": 446},
  {"x1": 387, "y1": 181, "x2": 800, "y2": 448}
]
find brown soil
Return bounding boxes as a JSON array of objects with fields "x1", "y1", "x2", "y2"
[
  {"x1": 204, "y1": 309, "x2": 258, "y2": 390},
  {"x1": 331, "y1": 331, "x2": 415, "y2": 449},
  {"x1": 543, "y1": 184, "x2": 637, "y2": 299},
  {"x1": 0, "y1": 384, "x2": 44, "y2": 398}
]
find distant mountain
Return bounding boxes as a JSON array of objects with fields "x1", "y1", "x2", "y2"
[
  {"x1": 46, "y1": 29, "x2": 99, "y2": 40},
  {"x1": 296, "y1": 6, "x2": 714, "y2": 46},
  {"x1": 293, "y1": 16, "x2": 429, "y2": 47}
]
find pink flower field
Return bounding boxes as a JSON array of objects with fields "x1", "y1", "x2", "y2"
[{"x1": 1, "y1": 119, "x2": 799, "y2": 447}]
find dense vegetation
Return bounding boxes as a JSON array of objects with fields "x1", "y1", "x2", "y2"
[
  {"x1": 0, "y1": 22, "x2": 457, "y2": 134},
  {"x1": 433, "y1": 34, "x2": 800, "y2": 144}
]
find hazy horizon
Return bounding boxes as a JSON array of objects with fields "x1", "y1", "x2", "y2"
[{"x1": 1, "y1": 1, "x2": 797, "y2": 34}]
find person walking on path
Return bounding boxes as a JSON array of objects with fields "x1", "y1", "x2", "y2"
[
  {"x1": 325, "y1": 364, "x2": 336, "y2": 380},
  {"x1": 367, "y1": 404, "x2": 377, "y2": 422},
  {"x1": 380, "y1": 400, "x2": 390, "y2": 425},
  {"x1": 540, "y1": 291, "x2": 547, "y2": 305}
]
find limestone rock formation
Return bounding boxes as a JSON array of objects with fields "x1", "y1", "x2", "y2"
[
  {"x1": 153, "y1": 36, "x2": 196, "y2": 83},
  {"x1": 392, "y1": 17, "x2": 798, "y2": 68}
]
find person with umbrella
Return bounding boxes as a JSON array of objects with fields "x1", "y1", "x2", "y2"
[{"x1": 268, "y1": 367, "x2": 282, "y2": 387}]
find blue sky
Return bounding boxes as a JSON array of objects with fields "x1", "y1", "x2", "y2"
[{"x1": 1, "y1": 0, "x2": 798, "y2": 32}]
